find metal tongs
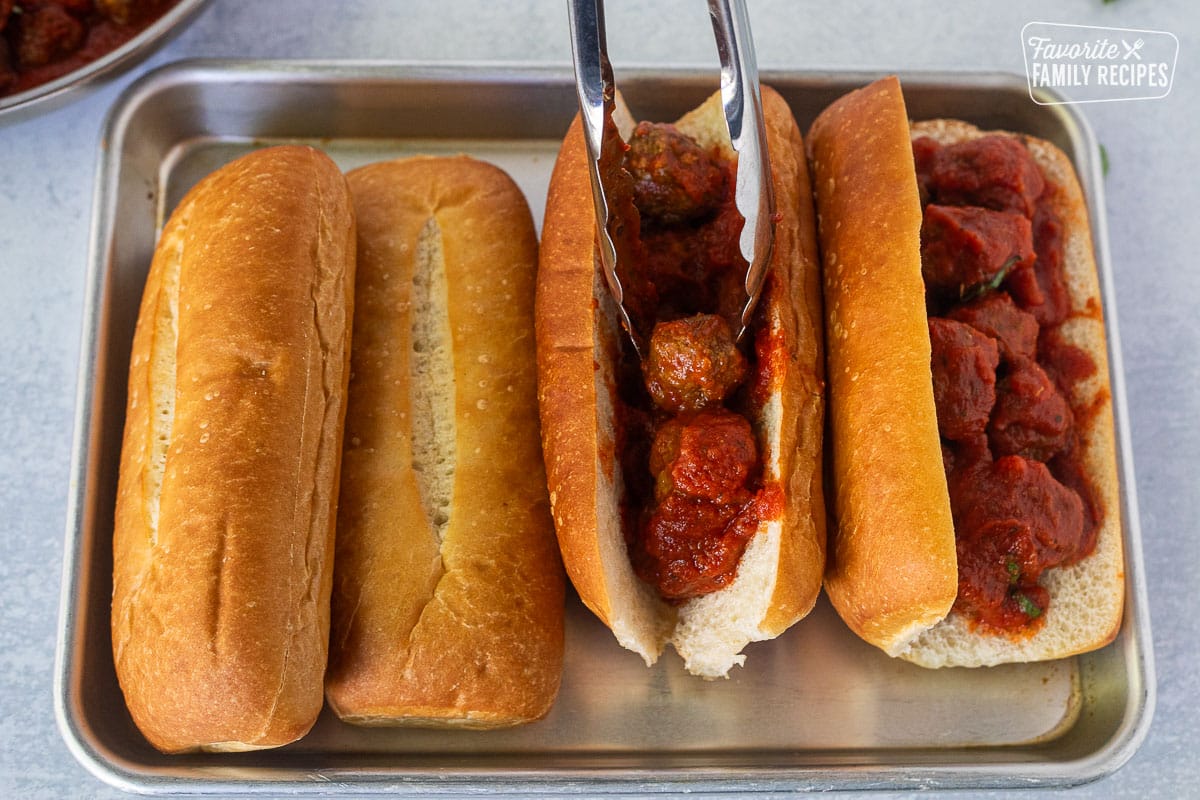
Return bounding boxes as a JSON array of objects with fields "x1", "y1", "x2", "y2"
[{"x1": 568, "y1": 0, "x2": 776, "y2": 357}]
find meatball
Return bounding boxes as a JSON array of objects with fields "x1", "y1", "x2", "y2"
[
  {"x1": 1026, "y1": 201, "x2": 1072, "y2": 327},
  {"x1": 921, "y1": 204, "x2": 1036, "y2": 312},
  {"x1": 637, "y1": 406, "x2": 760, "y2": 601},
  {"x1": 929, "y1": 317, "x2": 1000, "y2": 442},
  {"x1": 635, "y1": 493, "x2": 758, "y2": 601},
  {"x1": 946, "y1": 291, "x2": 1039, "y2": 363},
  {"x1": 642, "y1": 313, "x2": 748, "y2": 413},
  {"x1": 988, "y1": 356, "x2": 1073, "y2": 462},
  {"x1": 11, "y1": 4, "x2": 83, "y2": 68},
  {"x1": 0, "y1": 38, "x2": 16, "y2": 95},
  {"x1": 648, "y1": 407, "x2": 758, "y2": 504},
  {"x1": 950, "y1": 454, "x2": 1085, "y2": 629},
  {"x1": 625, "y1": 122, "x2": 727, "y2": 225},
  {"x1": 912, "y1": 136, "x2": 940, "y2": 206},
  {"x1": 0, "y1": 0, "x2": 14, "y2": 33},
  {"x1": 97, "y1": 0, "x2": 167, "y2": 24},
  {"x1": 926, "y1": 135, "x2": 1046, "y2": 219}
]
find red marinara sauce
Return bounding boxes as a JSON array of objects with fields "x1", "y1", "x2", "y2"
[
  {"x1": 606, "y1": 121, "x2": 772, "y2": 603},
  {"x1": 2, "y1": 2, "x2": 181, "y2": 98},
  {"x1": 917, "y1": 133, "x2": 1101, "y2": 634}
]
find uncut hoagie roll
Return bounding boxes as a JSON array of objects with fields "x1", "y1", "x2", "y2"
[
  {"x1": 325, "y1": 156, "x2": 564, "y2": 727},
  {"x1": 111, "y1": 145, "x2": 356, "y2": 753},
  {"x1": 809, "y1": 76, "x2": 1123, "y2": 667},
  {"x1": 537, "y1": 86, "x2": 826, "y2": 678}
]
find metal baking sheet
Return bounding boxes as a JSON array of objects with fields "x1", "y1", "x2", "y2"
[{"x1": 54, "y1": 61, "x2": 1154, "y2": 794}]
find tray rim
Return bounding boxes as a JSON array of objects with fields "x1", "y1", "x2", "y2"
[{"x1": 53, "y1": 58, "x2": 1156, "y2": 795}]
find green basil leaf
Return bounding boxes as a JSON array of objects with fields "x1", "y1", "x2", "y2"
[
  {"x1": 1015, "y1": 592, "x2": 1043, "y2": 619},
  {"x1": 961, "y1": 254, "x2": 1022, "y2": 303}
]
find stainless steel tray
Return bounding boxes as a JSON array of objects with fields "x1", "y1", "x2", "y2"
[{"x1": 54, "y1": 60, "x2": 1154, "y2": 794}]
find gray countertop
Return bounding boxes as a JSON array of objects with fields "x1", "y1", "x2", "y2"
[{"x1": 2, "y1": 1, "x2": 1195, "y2": 797}]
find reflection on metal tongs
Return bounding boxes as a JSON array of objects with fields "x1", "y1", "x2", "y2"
[{"x1": 567, "y1": 0, "x2": 776, "y2": 358}]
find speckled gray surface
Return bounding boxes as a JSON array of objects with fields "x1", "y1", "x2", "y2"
[{"x1": 2, "y1": 1, "x2": 1195, "y2": 797}]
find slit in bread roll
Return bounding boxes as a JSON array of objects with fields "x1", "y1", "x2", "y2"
[
  {"x1": 326, "y1": 155, "x2": 564, "y2": 727},
  {"x1": 146, "y1": 230, "x2": 182, "y2": 539},
  {"x1": 409, "y1": 217, "x2": 456, "y2": 543}
]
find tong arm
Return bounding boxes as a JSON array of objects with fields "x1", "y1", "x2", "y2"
[
  {"x1": 568, "y1": 0, "x2": 643, "y2": 357},
  {"x1": 708, "y1": 0, "x2": 776, "y2": 341},
  {"x1": 569, "y1": 0, "x2": 775, "y2": 354}
]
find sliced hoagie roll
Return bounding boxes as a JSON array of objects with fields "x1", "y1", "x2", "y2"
[
  {"x1": 809, "y1": 76, "x2": 1123, "y2": 667},
  {"x1": 537, "y1": 86, "x2": 826, "y2": 678}
]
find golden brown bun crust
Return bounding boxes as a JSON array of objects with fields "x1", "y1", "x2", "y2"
[
  {"x1": 807, "y1": 76, "x2": 958, "y2": 655},
  {"x1": 536, "y1": 113, "x2": 624, "y2": 632},
  {"x1": 750, "y1": 86, "x2": 828, "y2": 636},
  {"x1": 325, "y1": 156, "x2": 564, "y2": 726},
  {"x1": 111, "y1": 145, "x2": 356, "y2": 753},
  {"x1": 537, "y1": 86, "x2": 826, "y2": 676},
  {"x1": 899, "y1": 121, "x2": 1124, "y2": 667}
]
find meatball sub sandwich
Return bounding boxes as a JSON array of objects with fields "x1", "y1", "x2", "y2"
[
  {"x1": 809, "y1": 76, "x2": 1124, "y2": 668},
  {"x1": 536, "y1": 86, "x2": 827, "y2": 678}
]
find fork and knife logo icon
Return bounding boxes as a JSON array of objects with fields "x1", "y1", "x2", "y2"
[{"x1": 1122, "y1": 38, "x2": 1145, "y2": 60}]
